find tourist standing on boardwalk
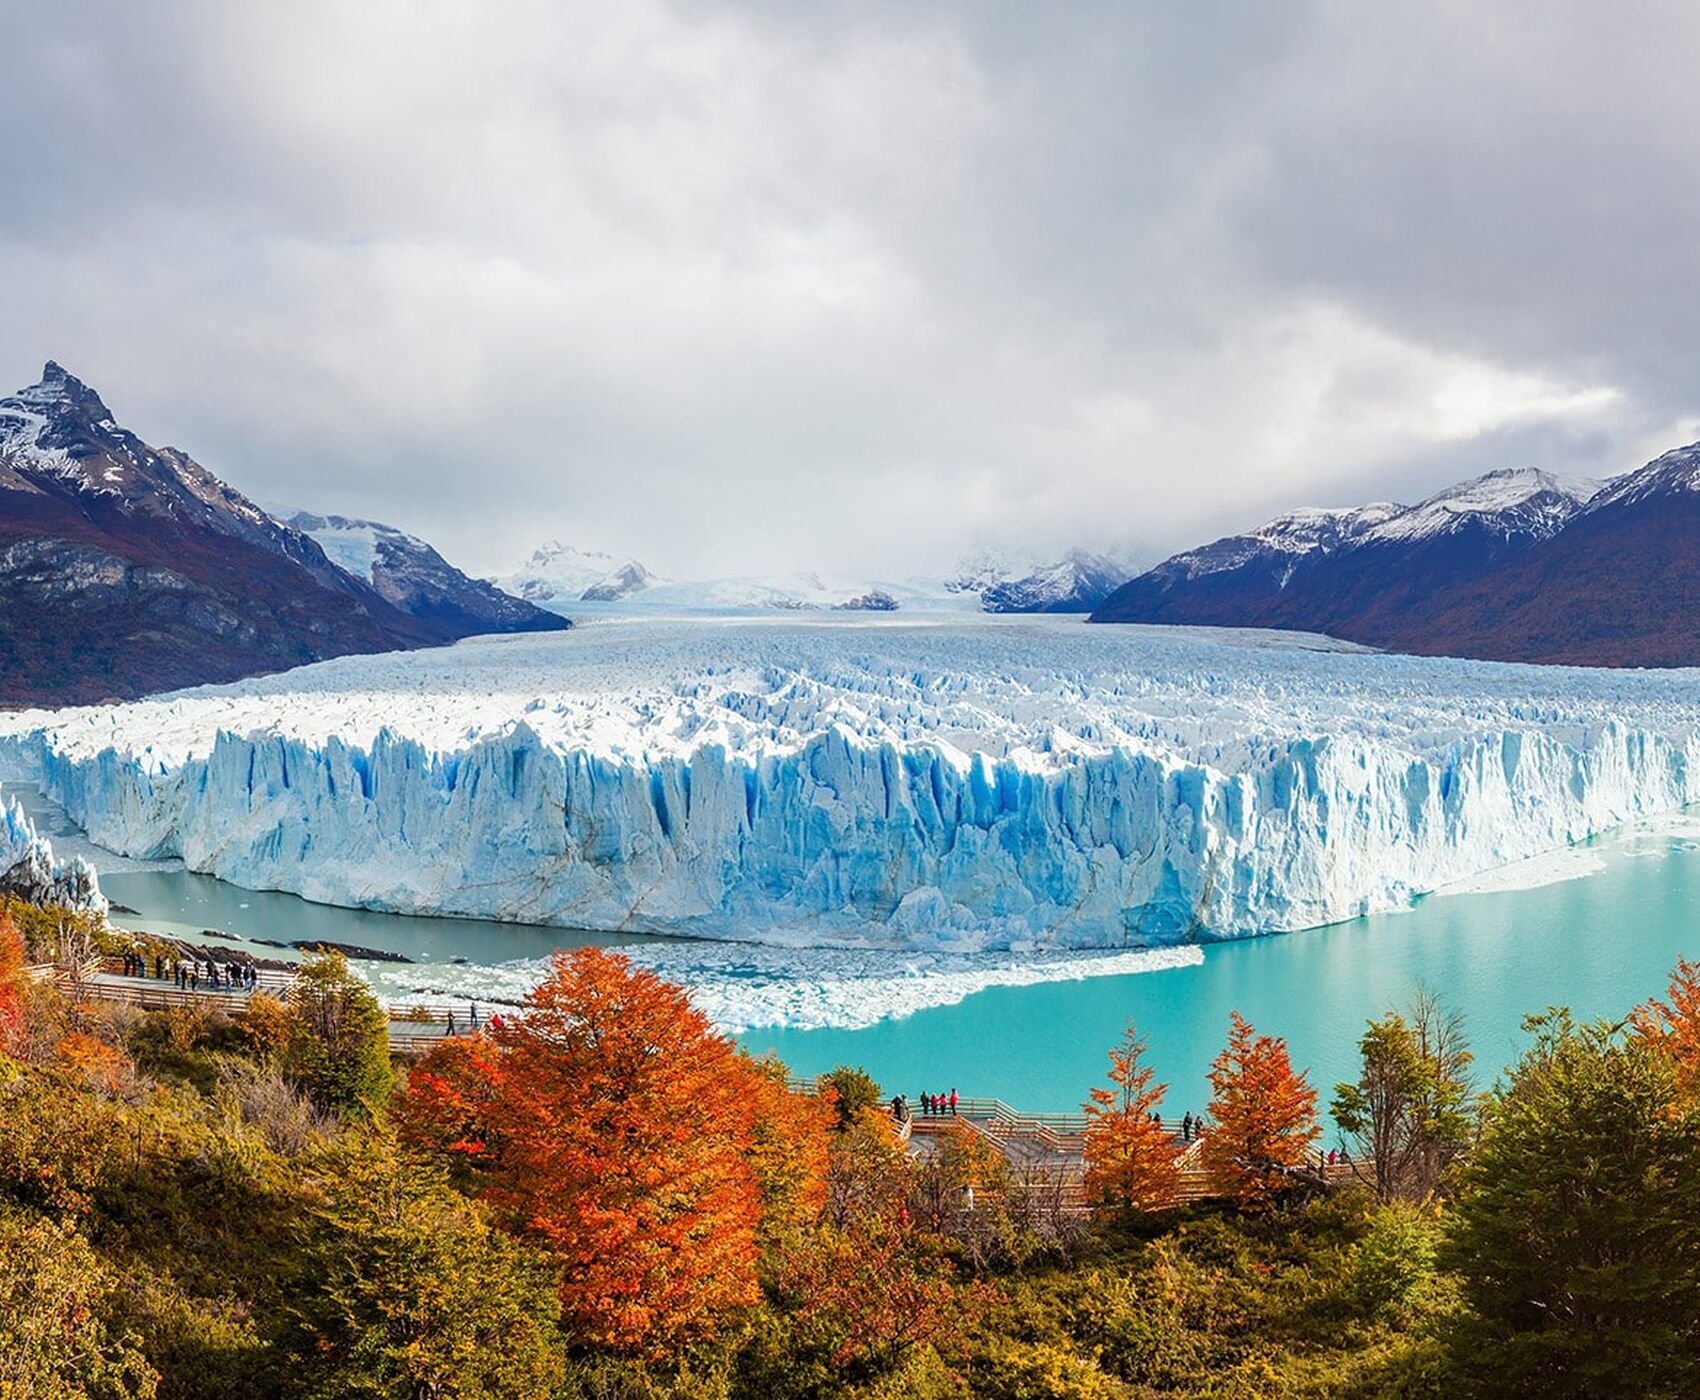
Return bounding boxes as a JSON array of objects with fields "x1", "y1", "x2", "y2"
[{"x1": 949, "y1": 1088, "x2": 958, "y2": 1116}]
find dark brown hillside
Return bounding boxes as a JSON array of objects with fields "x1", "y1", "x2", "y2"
[{"x1": 0, "y1": 363, "x2": 559, "y2": 707}]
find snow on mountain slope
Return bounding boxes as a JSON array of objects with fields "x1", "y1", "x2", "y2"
[
  {"x1": 493, "y1": 541, "x2": 656, "y2": 605},
  {"x1": 1585, "y1": 442, "x2": 1700, "y2": 510},
  {"x1": 285, "y1": 511, "x2": 567, "y2": 636},
  {"x1": 1158, "y1": 503, "x2": 1404, "y2": 584},
  {"x1": 1363, "y1": 468, "x2": 1599, "y2": 544},
  {"x1": 3, "y1": 616, "x2": 1699, "y2": 951},
  {"x1": 980, "y1": 549, "x2": 1135, "y2": 613}
]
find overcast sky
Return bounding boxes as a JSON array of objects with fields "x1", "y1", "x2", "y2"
[{"x1": 3, "y1": 1, "x2": 1697, "y2": 578}]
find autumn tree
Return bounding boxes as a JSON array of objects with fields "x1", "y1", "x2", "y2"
[
  {"x1": 1631, "y1": 956, "x2": 1700, "y2": 1104},
  {"x1": 766, "y1": 1219, "x2": 981, "y2": 1387},
  {"x1": 1331, "y1": 992, "x2": 1474, "y2": 1202},
  {"x1": 745, "y1": 1053, "x2": 833, "y2": 1245},
  {"x1": 823, "y1": 1106, "x2": 913, "y2": 1230},
  {"x1": 0, "y1": 911, "x2": 25, "y2": 1056},
  {"x1": 1082, "y1": 1022, "x2": 1181, "y2": 1214},
  {"x1": 396, "y1": 1033, "x2": 504, "y2": 1184},
  {"x1": 1201, "y1": 1011, "x2": 1320, "y2": 1209},
  {"x1": 286, "y1": 949, "x2": 393, "y2": 1120},
  {"x1": 403, "y1": 947, "x2": 765, "y2": 1354}
]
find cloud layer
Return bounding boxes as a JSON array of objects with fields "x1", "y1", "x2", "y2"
[{"x1": 0, "y1": 0, "x2": 1688, "y2": 577}]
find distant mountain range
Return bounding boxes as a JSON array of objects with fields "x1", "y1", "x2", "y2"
[
  {"x1": 490, "y1": 540, "x2": 659, "y2": 606},
  {"x1": 1092, "y1": 456, "x2": 1700, "y2": 666},
  {"x1": 493, "y1": 541, "x2": 1139, "y2": 616},
  {"x1": 0, "y1": 363, "x2": 563, "y2": 706}
]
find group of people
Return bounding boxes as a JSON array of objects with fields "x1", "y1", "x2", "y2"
[
  {"x1": 1179, "y1": 1111, "x2": 1206, "y2": 1142},
  {"x1": 117, "y1": 949, "x2": 258, "y2": 993},
  {"x1": 919, "y1": 1088, "x2": 959, "y2": 1117}
]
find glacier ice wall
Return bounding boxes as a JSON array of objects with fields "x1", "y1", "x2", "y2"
[
  {"x1": 0, "y1": 796, "x2": 106, "y2": 913},
  {"x1": 2, "y1": 618, "x2": 1698, "y2": 949}
]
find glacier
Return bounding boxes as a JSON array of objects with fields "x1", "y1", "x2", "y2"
[
  {"x1": 3, "y1": 614, "x2": 1700, "y2": 951},
  {"x1": 1, "y1": 796, "x2": 106, "y2": 913}
]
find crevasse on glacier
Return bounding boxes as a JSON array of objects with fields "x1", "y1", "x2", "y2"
[{"x1": 3, "y1": 618, "x2": 1697, "y2": 949}]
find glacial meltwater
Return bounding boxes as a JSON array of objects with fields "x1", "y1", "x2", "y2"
[
  {"x1": 101, "y1": 832, "x2": 1700, "y2": 1117},
  {"x1": 14, "y1": 779, "x2": 1700, "y2": 1117}
]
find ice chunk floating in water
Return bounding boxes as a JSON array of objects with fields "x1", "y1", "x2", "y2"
[{"x1": 4, "y1": 615, "x2": 1700, "y2": 951}]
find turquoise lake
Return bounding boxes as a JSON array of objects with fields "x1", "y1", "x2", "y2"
[{"x1": 79, "y1": 820, "x2": 1700, "y2": 1122}]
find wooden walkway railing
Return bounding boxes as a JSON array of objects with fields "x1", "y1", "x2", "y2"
[{"x1": 53, "y1": 957, "x2": 509, "y2": 1053}]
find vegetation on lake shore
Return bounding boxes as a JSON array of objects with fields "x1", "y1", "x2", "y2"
[{"x1": 1, "y1": 901, "x2": 1698, "y2": 1398}]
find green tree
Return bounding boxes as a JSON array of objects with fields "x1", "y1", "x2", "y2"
[
  {"x1": 1442, "y1": 1010, "x2": 1700, "y2": 1395},
  {"x1": 294, "y1": 1129, "x2": 564, "y2": 1399},
  {"x1": 1331, "y1": 992, "x2": 1474, "y2": 1202},
  {"x1": 817, "y1": 1064, "x2": 881, "y2": 1130},
  {"x1": 286, "y1": 949, "x2": 394, "y2": 1120}
]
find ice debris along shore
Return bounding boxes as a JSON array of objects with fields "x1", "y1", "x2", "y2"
[
  {"x1": 1, "y1": 797, "x2": 105, "y2": 912},
  {"x1": 361, "y1": 942, "x2": 1208, "y2": 1034},
  {"x1": 3, "y1": 615, "x2": 1700, "y2": 950}
]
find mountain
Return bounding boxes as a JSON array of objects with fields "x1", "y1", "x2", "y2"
[
  {"x1": 0, "y1": 362, "x2": 553, "y2": 706},
  {"x1": 1092, "y1": 467, "x2": 1609, "y2": 652},
  {"x1": 1385, "y1": 445, "x2": 1700, "y2": 666},
  {"x1": 492, "y1": 541, "x2": 656, "y2": 607},
  {"x1": 285, "y1": 511, "x2": 566, "y2": 637},
  {"x1": 980, "y1": 548, "x2": 1136, "y2": 613}
]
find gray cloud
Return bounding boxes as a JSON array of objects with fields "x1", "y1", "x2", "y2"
[{"x1": 0, "y1": 0, "x2": 1688, "y2": 577}]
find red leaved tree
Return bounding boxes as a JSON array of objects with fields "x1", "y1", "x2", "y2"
[
  {"x1": 1201, "y1": 1011, "x2": 1319, "y2": 1209},
  {"x1": 1082, "y1": 1022, "x2": 1180, "y2": 1213},
  {"x1": 0, "y1": 911, "x2": 25, "y2": 1056},
  {"x1": 401, "y1": 948, "x2": 765, "y2": 1354},
  {"x1": 1631, "y1": 957, "x2": 1700, "y2": 1104}
]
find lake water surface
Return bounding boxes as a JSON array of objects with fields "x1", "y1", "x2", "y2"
[{"x1": 17, "y1": 781, "x2": 1700, "y2": 1118}]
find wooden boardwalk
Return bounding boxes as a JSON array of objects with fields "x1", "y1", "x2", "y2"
[{"x1": 45, "y1": 956, "x2": 501, "y2": 1054}]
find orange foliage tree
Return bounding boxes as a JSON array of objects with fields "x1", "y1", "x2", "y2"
[
  {"x1": 745, "y1": 1053, "x2": 833, "y2": 1243},
  {"x1": 770, "y1": 1219, "x2": 983, "y2": 1379},
  {"x1": 54, "y1": 1029, "x2": 128, "y2": 1095},
  {"x1": 402, "y1": 948, "x2": 766, "y2": 1354},
  {"x1": 1201, "y1": 1011, "x2": 1320, "y2": 1209},
  {"x1": 1631, "y1": 956, "x2": 1700, "y2": 1104},
  {"x1": 0, "y1": 912, "x2": 25, "y2": 1055},
  {"x1": 1082, "y1": 1022, "x2": 1181, "y2": 1213}
]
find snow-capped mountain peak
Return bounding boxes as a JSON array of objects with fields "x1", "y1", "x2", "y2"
[
  {"x1": 491, "y1": 540, "x2": 658, "y2": 604},
  {"x1": 1587, "y1": 441, "x2": 1700, "y2": 511},
  {"x1": 1364, "y1": 467, "x2": 1599, "y2": 545},
  {"x1": 980, "y1": 548, "x2": 1136, "y2": 613},
  {"x1": 1155, "y1": 501, "x2": 1402, "y2": 584}
]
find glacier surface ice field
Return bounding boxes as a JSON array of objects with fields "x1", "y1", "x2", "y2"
[{"x1": 2, "y1": 614, "x2": 1699, "y2": 952}]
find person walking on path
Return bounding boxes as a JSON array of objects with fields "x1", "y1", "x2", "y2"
[
  {"x1": 949, "y1": 1088, "x2": 958, "y2": 1116},
  {"x1": 445, "y1": 1011, "x2": 457, "y2": 1037}
]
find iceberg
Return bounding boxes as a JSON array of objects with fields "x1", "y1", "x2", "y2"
[{"x1": 2, "y1": 615, "x2": 1698, "y2": 950}]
